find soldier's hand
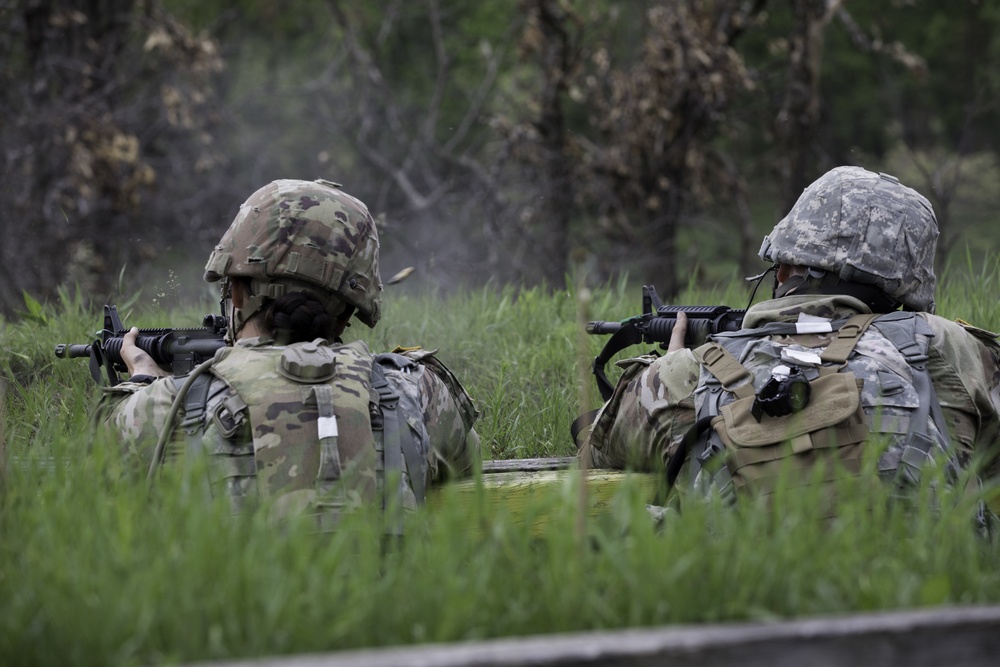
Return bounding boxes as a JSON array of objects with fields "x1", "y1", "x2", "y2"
[
  {"x1": 666, "y1": 311, "x2": 688, "y2": 353},
  {"x1": 121, "y1": 327, "x2": 169, "y2": 379}
]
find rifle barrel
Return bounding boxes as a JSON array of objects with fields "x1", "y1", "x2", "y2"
[
  {"x1": 53, "y1": 343, "x2": 94, "y2": 359},
  {"x1": 586, "y1": 321, "x2": 622, "y2": 335}
]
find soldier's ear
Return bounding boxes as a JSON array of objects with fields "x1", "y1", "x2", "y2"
[
  {"x1": 776, "y1": 264, "x2": 809, "y2": 285},
  {"x1": 231, "y1": 279, "x2": 247, "y2": 309}
]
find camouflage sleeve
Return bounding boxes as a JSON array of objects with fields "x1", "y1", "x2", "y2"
[
  {"x1": 587, "y1": 349, "x2": 700, "y2": 471},
  {"x1": 397, "y1": 348, "x2": 482, "y2": 482},
  {"x1": 96, "y1": 378, "x2": 179, "y2": 473},
  {"x1": 925, "y1": 315, "x2": 1000, "y2": 477}
]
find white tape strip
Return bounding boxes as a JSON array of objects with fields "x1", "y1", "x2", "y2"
[
  {"x1": 795, "y1": 322, "x2": 833, "y2": 334},
  {"x1": 781, "y1": 348, "x2": 823, "y2": 366},
  {"x1": 795, "y1": 313, "x2": 833, "y2": 334},
  {"x1": 318, "y1": 413, "x2": 339, "y2": 440}
]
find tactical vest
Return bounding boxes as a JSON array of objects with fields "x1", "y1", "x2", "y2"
[
  {"x1": 678, "y1": 311, "x2": 960, "y2": 509},
  {"x1": 170, "y1": 339, "x2": 427, "y2": 531}
]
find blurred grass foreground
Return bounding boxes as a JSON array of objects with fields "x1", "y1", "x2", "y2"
[{"x1": 3, "y1": 264, "x2": 1000, "y2": 667}]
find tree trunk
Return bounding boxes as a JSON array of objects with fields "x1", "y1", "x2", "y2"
[
  {"x1": 777, "y1": 0, "x2": 829, "y2": 214},
  {"x1": 532, "y1": 0, "x2": 574, "y2": 286}
]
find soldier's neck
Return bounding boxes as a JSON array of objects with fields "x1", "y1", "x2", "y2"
[{"x1": 236, "y1": 317, "x2": 268, "y2": 341}]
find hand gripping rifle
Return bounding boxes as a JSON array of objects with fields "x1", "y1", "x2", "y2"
[
  {"x1": 586, "y1": 285, "x2": 745, "y2": 403},
  {"x1": 54, "y1": 305, "x2": 228, "y2": 386}
]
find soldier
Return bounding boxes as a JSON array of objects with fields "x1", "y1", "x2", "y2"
[
  {"x1": 585, "y1": 166, "x2": 1000, "y2": 511},
  {"x1": 101, "y1": 179, "x2": 480, "y2": 528}
]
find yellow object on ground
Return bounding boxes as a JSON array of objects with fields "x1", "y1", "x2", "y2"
[{"x1": 426, "y1": 457, "x2": 661, "y2": 532}]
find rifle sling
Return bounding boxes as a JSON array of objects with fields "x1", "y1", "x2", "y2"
[
  {"x1": 593, "y1": 321, "x2": 645, "y2": 403},
  {"x1": 570, "y1": 409, "x2": 600, "y2": 450}
]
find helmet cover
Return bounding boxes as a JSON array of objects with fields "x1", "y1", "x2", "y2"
[
  {"x1": 205, "y1": 179, "x2": 382, "y2": 326},
  {"x1": 758, "y1": 166, "x2": 938, "y2": 312}
]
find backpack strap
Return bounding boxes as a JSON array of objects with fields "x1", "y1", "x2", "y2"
[
  {"x1": 871, "y1": 313, "x2": 957, "y2": 485},
  {"x1": 370, "y1": 362, "x2": 405, "y2": 535},
  {"x1": 311, "y1": 384, "x2": 347, "y2": 509},
  {"x1": 676, "y1": 341, "x2": 755, "y2": 493},
  {"x1": 171, "y1": 370, "x2": 214, "y2": 437},
  {"x1": 370, "y1": 359, "x2": 427, "y2": 536},
  {"x1": 372, "y1": 354, "x2": 427, "y2": 505},
  {"x1": 150, "y1": 364, "x2": 216, "y2": 477},
  {"x1": 692, "y1": 342, "x2": 755, "y2": 400},
  {"x1": 818, "y1": 313, "x2": 879, "y2": 373},
  {"x1": 897, "y1": 357, "x2": 946, "y2": 483}
]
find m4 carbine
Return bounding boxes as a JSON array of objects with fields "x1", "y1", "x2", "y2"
[
  {"x1": 54, "y1": 305, "x2": 227, "y2": 386},
  {"x1": 586, "y1": 285, "x2": 745, "y2": 402}
]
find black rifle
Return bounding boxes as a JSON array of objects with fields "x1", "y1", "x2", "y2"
[
  {"x1": 54, "y1": 305, "x2": 228, "y2": 386},
  {"x1": 586, "y1": 285, "x2": 745, "y2": 402}
]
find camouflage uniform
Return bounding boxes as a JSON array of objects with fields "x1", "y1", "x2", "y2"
[
  {"x1": 588, "y1": 294, "x2": 1000, "y2": 478},
  {"x1": 99, "y1": 179, "x2": 480, "y2": 526},
  {"x1": 587, "y1": 167, "x2": 1000, "y2": 496},
  {"x1": 101, "y1": 339, "x2": 480, "y2": 524}
]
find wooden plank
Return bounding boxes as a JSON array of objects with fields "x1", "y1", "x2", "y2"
[
  {"x1": 452, "y1": 457, "x2": 661, "y2": 532},
  {"x1": 428, "y1": 466, "x2": 661, "y2": 533},
  {"x1": 476, "y1": 458, "x2": 1000, "y2": 515},
  {"x1": 481, "y1": 456, "x2": 576, "y2": 473},
  {"x1": 178, "y1": 604, "x2": 1000, "y2": 667}
]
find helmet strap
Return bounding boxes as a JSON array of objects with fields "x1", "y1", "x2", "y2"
[
  {"x1": 218, "y1": 277, "x2": 274, "y2": 344},
  {"x1": 743, "y1": 264, "x2": 777, "y2": 309},
  {"x1": 774, "y1": 273, "x2": 808, "y2": 299},
  {"x1": 220, "y1": 278, "x2": 237, "y2": 346}
]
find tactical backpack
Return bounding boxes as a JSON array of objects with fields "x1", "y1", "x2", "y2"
[
  {"x1": 164, "y1": 339, "x2": 439, "y2": 531},
  {"x1": 669, "y1": 312, "x2": 961, "y2": 509}
]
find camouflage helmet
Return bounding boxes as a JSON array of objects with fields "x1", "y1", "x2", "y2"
[
  {"x1": 758, "y1": 166, "x2": 938, "y2": 312},
  {"x1": 205, "y1": 179, "x2": 382, "y2": 327}
]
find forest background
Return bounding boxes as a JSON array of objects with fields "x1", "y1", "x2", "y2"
[{"x1": 2, "y1": 0, "x2": 1000, "y2": 317}]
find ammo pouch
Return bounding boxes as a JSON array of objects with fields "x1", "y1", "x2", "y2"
[{"x1": 709, "y1": 372, "x2": 869, "y2": 502}]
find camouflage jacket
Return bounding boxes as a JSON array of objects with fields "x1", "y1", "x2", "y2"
[
  {"x1": 100, "y1": 337, "x2": 480, "y2": 524},
  {"x1": 587, "y1": 294, "x2": 1000, "y2": 482}
]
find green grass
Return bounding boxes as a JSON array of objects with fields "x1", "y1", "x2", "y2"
[{"x1": 2, "y1": 268, "x2": 1000, "y2": 666}]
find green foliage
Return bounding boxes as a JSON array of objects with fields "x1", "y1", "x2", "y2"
[
  {"x1": 359, "y1": 279, "x2": 635, "y2": 459},
  {"x1": 19, "y1": 291, "x2": 49, "y2": 326},
  {"x1": 3, "y1": 274, "x2": 1000, "y2": 665}
]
